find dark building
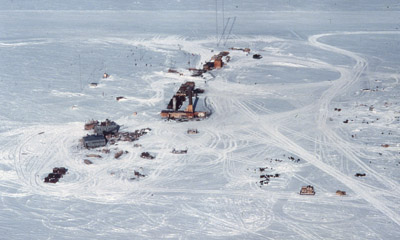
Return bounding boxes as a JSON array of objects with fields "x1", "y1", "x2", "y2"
[
  {"x1": 203, "y1": 62, "x2": 215, "y2": 71},
  {"x1": 83, "y1": 134, "x2": 107, "y2": 148}
]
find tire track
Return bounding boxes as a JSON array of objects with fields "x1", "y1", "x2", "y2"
[
  {"x1": 310, "y1": 32, "x2": 400, "y2": 194},
  {"x1": 227, "y1": 47, "x2": 400, "y2": 226}
]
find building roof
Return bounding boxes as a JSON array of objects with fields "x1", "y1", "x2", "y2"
[{"x1": 83, "y1": 134, "x2": 106, "y2": 142}]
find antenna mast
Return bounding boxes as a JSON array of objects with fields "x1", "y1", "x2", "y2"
[
  {"x1": 79, "y1": 54, "x2": 82, "y2": 91},
  {"x1": 216, "y1": 0, "x2": 235, "y2": 47},
  {"x1": 222, "y1": 0, "x2": 224, "y2": 31},
  {"x1": 224, "y1": 16, "x2": 236, "y2": 46},
  {"x1": 215, "y1": 0, "x2": 218, "y2": 45}
]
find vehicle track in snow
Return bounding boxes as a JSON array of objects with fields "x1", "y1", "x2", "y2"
[
  {"x1": 221, "y1": 32, "x2": 400, "y2": 226},
  {"x1": 310, "y1": 32, "x2": 400, "y2": 195},
  {"x1": 2, "y1": 30, "x2": 400, "y2": 238},
  {"x1": 180, "y1": 202, "x2": 269, "y2": 238}
]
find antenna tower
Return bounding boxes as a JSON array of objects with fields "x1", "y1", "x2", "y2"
[{"x1": 215, "y1": 0, "x2": 235, "y2": 47}]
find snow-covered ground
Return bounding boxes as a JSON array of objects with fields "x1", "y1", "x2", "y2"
[{"x1": 1, "y1": 1, "x2": 400, "y2": 239}]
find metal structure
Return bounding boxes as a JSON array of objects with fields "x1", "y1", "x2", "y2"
[
  {"x1": 215, "y1": 0, "x2": 236, "y2": 46},
  {"x1": 161, "y1": 81, "x2": 207, "y2": 120},
  {"x1": 203, "y1": 51, "x2": 229, "y2": 71},
  {"x1": 94, "y1": 119, "x2": 120, "y2": 135}
]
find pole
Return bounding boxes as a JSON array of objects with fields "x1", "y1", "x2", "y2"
[
  {"x1": 224, "y1": 16, "x2": 236, "y2": 46},
  {"x1": 216, "y1": 0, "x2": 218, "y2": 45},
  {"x1": 222, "y1": 0, "x2": 224, "y2": 32},
  {"x1": 79, "y1": 54, "x2": 82, "y2": 91},
  {"x1": 218, "y1": 17, "x2": 231, "y2": 46}
]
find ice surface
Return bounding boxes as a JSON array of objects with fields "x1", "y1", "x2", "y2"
[{"x1": 1, "y1": 1, "x2": 400, "y2": 239}]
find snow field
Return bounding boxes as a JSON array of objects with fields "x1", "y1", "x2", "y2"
[{"x1": 1, "y1": 9, "x2": 400, "y2": 239}]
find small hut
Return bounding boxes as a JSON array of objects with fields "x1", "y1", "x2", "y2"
[
  {"x1": 116, "y1": 96, "x2": 126, "y2": 101},
  {"x1": 140, "y1": 152, "x2": 155, "y2": 159},
  {"x1": 300, "y1": 185, "x2": 315, "y2": 195},
  {"x1": 187, "y1": 129, "x2": 198, "y2": 134},
  {"x1": 336, "y1": 190, "x2": 346, "y2": 196},
  {"x1": 114, "y1": 150, "x2": 124, "y2": 159},
  {"x1": 253, "y1": 54, "x2": 262, "y2": 59}
]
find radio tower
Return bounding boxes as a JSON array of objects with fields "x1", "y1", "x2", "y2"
[
  {"x1": 215, "y1": 0, "x2": 219, "y2": 45},
  {"x1": 216, "y1": 0, "x2": 235, "y2": 47}
]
